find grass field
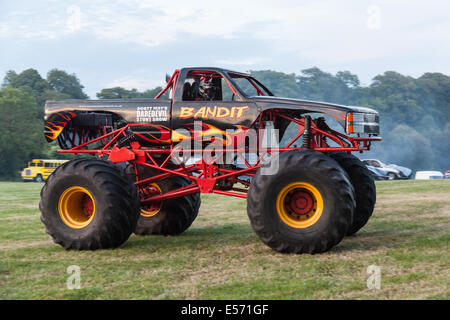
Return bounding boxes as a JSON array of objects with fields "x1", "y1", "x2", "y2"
[{"x1": 0, "y1": 180, "x2": 449, "y2": 300}]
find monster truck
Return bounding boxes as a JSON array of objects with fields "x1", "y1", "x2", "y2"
[{"x1": 40, "y1": 67, "x2": 381, "y2": 253}]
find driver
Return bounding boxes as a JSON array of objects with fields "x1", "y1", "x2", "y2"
[{"x1": 198, "y1": 77, "x2": 216, "y2": 101}]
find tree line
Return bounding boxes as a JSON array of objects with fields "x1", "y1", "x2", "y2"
[{"x1": 0, "y1": 67, "x2": 448, "y2": 179}]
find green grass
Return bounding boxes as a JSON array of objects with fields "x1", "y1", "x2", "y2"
[{"x1": 0, "y1": 180, "x2": 449, "y2": 300}]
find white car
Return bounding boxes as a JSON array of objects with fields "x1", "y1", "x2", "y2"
[
  {"x1": 414, "y1": 171, "x2": 444, "y2": 180},
  {"x1": 362, "y1": 159, "x2": 412, "y2": 180}
]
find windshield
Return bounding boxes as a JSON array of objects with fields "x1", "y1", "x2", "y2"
[{"x1": 228, "y1": 73, "x2": 273, "y2": 97}]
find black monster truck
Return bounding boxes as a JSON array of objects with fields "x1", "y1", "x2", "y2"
[{"x1": 40, "y1": 67, "x2": 381, "y2": 253}]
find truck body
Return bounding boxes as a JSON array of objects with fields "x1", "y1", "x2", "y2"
[{"x1": 45, "y1": 67, "x2": 379, "y2": 149}]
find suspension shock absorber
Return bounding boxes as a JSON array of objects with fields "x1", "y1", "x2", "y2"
[
  {"x1": 302, "y1": 115, "x2": 311, "y2": 149},
  {"x1": 315, "y1": 117, "x2": 327, "y2": 146},
  {"x1": 117, "y1": 132, "x2": 136, "y2": 148},
  {"x1": 116, "y1": 122, "x2": 136, "y2": 148}
]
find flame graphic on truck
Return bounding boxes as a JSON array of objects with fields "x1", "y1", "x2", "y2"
[{"x1": 44, "y1": 112, "x2": 77, "y2": 141}]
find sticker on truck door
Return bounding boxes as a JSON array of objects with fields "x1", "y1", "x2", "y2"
[{"x1": 136, "y1": 106, "x2": 169, "y2": 122}]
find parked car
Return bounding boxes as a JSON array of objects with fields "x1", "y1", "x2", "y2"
[
  {"x1": 362, "y1": 159, "x2": 411, "y2": 180},
  {"x1": 415, "y1": 171, "x2": 444, "y2": 180},
  {"x1": 365, "y1": 165, "x2": 389, "y2": 180},
  {"x1": 386, "y1": 164, "x2": 412, "y2": 178},
  {"x1": 445, "y1": 170, "x2": 450, "y2": 179}
]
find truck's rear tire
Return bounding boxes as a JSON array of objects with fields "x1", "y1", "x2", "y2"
[
  {"x1": 129, "y1": 166, "x2": 201, "y2": 236},
  {"x1": 329, "y1": 152, "x2": 376, "y2": 235},
  {"x1": 39, "y1": 158, "x2": 140, "y2": 250},
  {"x1": 247, "y1": 150, "x2": 355, "y2": 254}
]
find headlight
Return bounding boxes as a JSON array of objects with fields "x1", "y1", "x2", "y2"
[{"x1": 346, "y1": 112, "x2": 379, "y2": 135}]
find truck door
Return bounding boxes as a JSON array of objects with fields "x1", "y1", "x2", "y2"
[{"x1": 171, "y1": 69, "x2": 258, "y2": 144}]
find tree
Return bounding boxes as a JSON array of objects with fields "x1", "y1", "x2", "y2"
[
  {"x1": 250, "y1": 70, "x2": 298, "y2": 98},
  {"x1": 1, "y1": 70, "x2": 17, "y2": 87},
  {"x1": 139, "y1": 87, "x2": 164, "y2": 98},
  {"x1": 4, "y1": 69, "x2": 48, "y2": 91},
  {"x1": 384, "y1": 124, "x2": 435, "y2": 169},
  {"x1": 96, "y1": 87, "x2": 140, "y2": 99},
  {"x1": 96, "y1": 86, "x2": 165, "y2": 99},
  {"x1": 416, "y1": 72, "x2": 450, "y2": 126},
  {"x1": 3, "y1": 69, "x2": 88, "y2": 106},
  {"x1": 296, "y1": 67, "x2": 352, "y2": 104},
  {"x1": 0, "y1": 88, "x2": 44, "y2": 178},
  {"x1": 336, "y1": 71, "x2": 360, "y2": 88},
  {"x1": 2, "y1": 68, "x2": 50, "y2": 105},
  {"x1": 47, "y1": 69, "x2": 88, "y2": 99}
]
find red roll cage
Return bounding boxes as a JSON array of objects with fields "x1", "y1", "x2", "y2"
[
  {"x1": 58, "y1": 121, "x2": 379, "y2": 203},
  {"x1": 154, "y1": 69, "x2": 270, "y2": 100}
]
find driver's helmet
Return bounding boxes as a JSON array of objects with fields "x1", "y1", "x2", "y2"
[{"x1": 198, "y1": 77, "x2": 215, "y2": 100}]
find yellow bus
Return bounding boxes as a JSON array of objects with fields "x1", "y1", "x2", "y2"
[{"x1": 21, "y1": 159, "x2": 68, "y2": 182}]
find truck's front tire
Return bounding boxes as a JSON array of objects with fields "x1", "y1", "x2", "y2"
[
  {"x1": 247, "y1": 150, "x2": 355, "y2": 254},
  {"x1": 39, "y1": 158, "x2": 140, "y2": 250},
  {"x1": 329, "y1": 152, "x2": 376, "y2": 235}
]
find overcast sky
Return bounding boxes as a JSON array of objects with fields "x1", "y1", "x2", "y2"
[{"x1": 1, "y1": 0, "x2": 449, "y2": 98}]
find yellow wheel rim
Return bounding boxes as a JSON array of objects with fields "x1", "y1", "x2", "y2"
[
  {"x1": 276, "y1": 182, "x2": 323, "y2": 228},
  {"x1": 58, "y1": 186, "x2": 95, "y2": 229},
  {"x1": 140, "y1": 183, "x2": 163, "y2": 217}
]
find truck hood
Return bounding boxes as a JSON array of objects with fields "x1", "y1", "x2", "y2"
[
  {"x1": 250, "y1": 96, "x2": 378, "y2": 114},
  {"x1": 249, "y1": 96, "x2": 379, "y2": 134}
]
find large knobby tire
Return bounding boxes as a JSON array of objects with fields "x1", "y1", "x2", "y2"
[
  {"x1": 247, "y1": 149, "x2": 355, "y2": 254},
  {"x1": 129, "y1": 166, "x2": 201, "y2": 236},
  {"x1": 39, "y1": 158, "x2": 140, "y2": 250},
  {"x1": 329, "y1": 152, "x2": 376, "y2": 235}
]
